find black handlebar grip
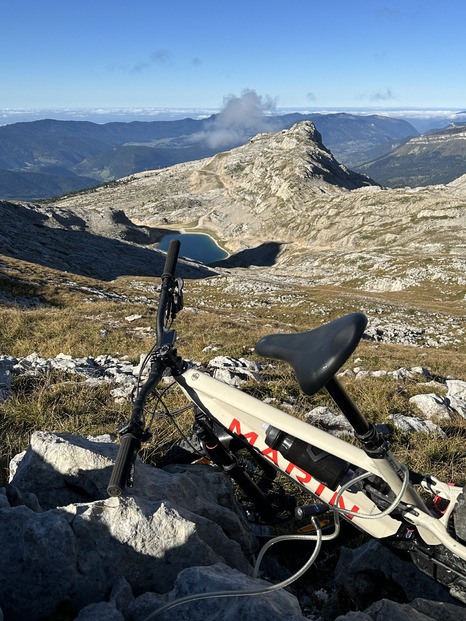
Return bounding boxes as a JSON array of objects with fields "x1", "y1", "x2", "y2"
[
  {"x1": 162, "y1": 239, "x2": 181, "y2": 278},
  {"x1": 107, "y1": 433, "x2": 141, "y2": 497}
]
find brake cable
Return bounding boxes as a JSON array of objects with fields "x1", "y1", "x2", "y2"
[
  {"x1": 330, "y1": 464, "x2": 410, "y2": 520},
  {"x1": 141, "y1": 465, "x2": 410, "y2": 619},
  {"x1": 141, "y1": 518, "x2": 326, "y2": 620}
]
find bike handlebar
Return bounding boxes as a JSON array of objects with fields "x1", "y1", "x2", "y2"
[
  {"x1": 157, "y1": 240, "x2": 181, "y2": 345},
  {"x1": 162, "y1": 239, "x2": 181, "y2": 279},
  {"x1": 107, "y1": 433, "x2": 141, "y2": 496},
  {"x1": 107, "y1": 241, "x2": 182, "y2": 497}
]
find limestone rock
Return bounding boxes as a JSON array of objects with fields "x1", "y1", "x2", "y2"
[
  {"x1": 0, "y1": 366, "x2": 12, "y2": 402},
  {"x1": 334, "y1": 611, "x2": 373, "y2": 620},
  {"x1": 0, "y1": 505, "x2": 87, "y2": 621},
  {"x1": 351, "y1": 598, "x2": 466, "y2": 621},
  {"x1": 9, "y1": 432, "x2": 119, "y2": 509},
  {"x1": 0, "y1": 488, "x2": 9, "y2": 509},
  {"x1": 306, "y1": 406, "x2": 354, "y2": 434},
  {"x1": 10, "y1": 431, "x2": 256, "y2": 553},
  {"x1": 128, "y1": 562, "x2": 307, "y2": 621},
  {"x1": 409, "y1": 394, "x2": 452, "y2": 420},
  {"x1": 446, "y1": 380, "x2": 466, "y2": 418},
  {"x1": 0, "y1": 492, "x2": 254, "y2": 621},
  {"x1": 59, "y1": 496, "x2": 239, "y2": 595},
  {"x1": 2, "y1": 432, "x2": 258, "y2": 620},
  {"x1": 387, "y1": 413, "x2": 447, "y2": 437},
  {"x1": 208, "y1": 356, "x2": 262, "y2": 386},
  {"x1": 447, "y1": 380, "x2": 466, "y2": 400},
  {"x1": 75, "y1": 602, "x2": 125, "y2": 620},
  {"x1": 324, "y1": 540, "x2": 455, "y2": 620},
  {"x1": 108, "y1": 577, "x2": 134, "y2": 617},
  {"x1": 448, "y1": 395, "x2": 466, "y2": 419},
  {"x1": 410, "y1": 598, "x2": 466, "y2": 621}
]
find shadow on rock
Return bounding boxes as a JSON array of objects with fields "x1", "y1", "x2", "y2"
[
  {"x1": 211, "y1": 242, "x2": 285, "y2": 268},
  {"x1": 0, "y1": 201, "x2": 216, "y2": 281},
  {"x1": 0, "y1": 431, "x2": 283, "y2": 621}
]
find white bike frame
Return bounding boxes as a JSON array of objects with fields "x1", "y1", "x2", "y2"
[{"x1": 175, "y1": 366, "x2": 466, "y2": 562}]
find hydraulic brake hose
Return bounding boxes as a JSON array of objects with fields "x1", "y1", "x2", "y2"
[
  {"x1": 141, "y1": 467, "x2": 410, "y2": 619},
  {"x1": 142, "y1": 518, "x2": 326, "y2": 620},
  {"x1": 330, "y1": 464, "x2": 410, "y2": 520}
]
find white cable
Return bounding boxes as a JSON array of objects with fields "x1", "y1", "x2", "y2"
[
  {"x1": 253, "y1": 514, "x2": 341, "y2": 578},
  {"x1": 142, "y1": 465, "x2": 410, "y2": 620},
  {"x1": 142, "y1": 518, "x2": 324, "y2": 621},
  {"x1": 330, "y1": 464, "x2": 410, "y2": 520}
]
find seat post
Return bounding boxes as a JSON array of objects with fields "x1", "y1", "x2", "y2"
[
  {"x1": 325, "y1": 376, "x2": 370, "y2": 436},
  {"x1": 325, "y1": 377, "x2": 391, "y2": 456}
]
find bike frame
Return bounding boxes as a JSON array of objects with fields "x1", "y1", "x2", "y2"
[
  {"x1": 175, "y1": 365, "x2": 466, "y2": 562},
  {"x1": 107, "y1": 238, "x2": 466, "y2": 602}
]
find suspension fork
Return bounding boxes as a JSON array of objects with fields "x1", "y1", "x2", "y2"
[{"x1": 193, "y1": 413, "x2": 278, "y2": 522}]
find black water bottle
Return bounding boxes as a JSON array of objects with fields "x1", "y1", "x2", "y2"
[{"x1": 264, "y1": 425, "x2": 349, "y2": 490}]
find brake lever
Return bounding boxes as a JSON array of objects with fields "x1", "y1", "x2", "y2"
[{"x1": 173, "y1": 277, "x2": 184, "y2": 314}]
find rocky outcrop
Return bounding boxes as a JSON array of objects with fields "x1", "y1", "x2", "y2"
[
  {"x1": 0, "y1": 351, "x2": 147, "y2": 404},
  {"x1": 1, "y1": 432, "x2": 263, "y2": 621},
  {"x1": 0, "y1": 200, "x2": 216, "y2": 281},
  {"x1": 2, "y1": 431, "x2": 466, "y2": 621}
]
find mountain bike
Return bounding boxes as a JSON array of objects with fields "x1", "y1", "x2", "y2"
[{"x1": 108, "y1": 240, "x2": 466, "y2": 615}]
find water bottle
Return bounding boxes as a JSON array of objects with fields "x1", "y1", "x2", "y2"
[{"x1": 264, "y1": 424, "x2": 349, "y2": 490}]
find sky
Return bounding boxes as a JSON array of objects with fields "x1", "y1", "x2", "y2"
[{"x1": 1, "y1": 0, "x2": 465, "y2": 116}]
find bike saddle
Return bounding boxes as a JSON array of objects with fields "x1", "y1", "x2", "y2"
[{"x1": 254, "y1": 312, "x2": 368, "y2": 395}]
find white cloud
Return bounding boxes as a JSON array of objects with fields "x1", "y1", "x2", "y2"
[
  {"x1": 192, "y1": 89, "x2": 277, "y2": 148},
  {"x1": 370, "y1": 88, "x2": 396, "y2": 102}
]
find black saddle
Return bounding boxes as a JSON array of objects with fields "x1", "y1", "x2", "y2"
[{"x1": 254, "y1": 312, "x2": 367, "y2": 395}]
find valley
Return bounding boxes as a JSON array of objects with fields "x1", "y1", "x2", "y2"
[
  {"x1": 356, "y1": 123, "x2": 466, "y2": 187},
  {"x1": 1, "y1": 118, "x2": 464, "y2": 352}
]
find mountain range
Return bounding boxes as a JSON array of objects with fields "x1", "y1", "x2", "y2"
[
  {"x1": 355, "y1": 122, "x2": 466, "y2": 187},
  {"x1": 0, "y1": 113, "x2": 416, "y2": 200},
  {"x1": 2, "y1": 120, "x2": 464, "y2": 302}
]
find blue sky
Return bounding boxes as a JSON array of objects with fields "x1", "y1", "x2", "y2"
[{"x1": 1, "y1": 0, "x2": 465, "y2": 111}]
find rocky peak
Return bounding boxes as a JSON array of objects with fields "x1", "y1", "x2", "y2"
[
  {"x1": 35, "y1": 121, "x2": 466, "y2": 295},
  {"x1": 202, "y1": 120, "x2": 377, "y2": 195},
  {"x1": 53, "y1": 121, "x2": 377, "y2": 246}
]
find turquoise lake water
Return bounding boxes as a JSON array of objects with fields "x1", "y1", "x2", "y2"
[{"x1": 157, "y1": 233, "x2": 228, "y2": 264}]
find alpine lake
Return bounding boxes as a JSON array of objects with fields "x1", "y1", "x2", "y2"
[{"x1": 157, "y1": 233, "x2": 228, "y2": 264}]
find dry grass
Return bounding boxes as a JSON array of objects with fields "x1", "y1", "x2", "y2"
[
  {"x1": 0, "y1": 374, "x2": 131, "y2": 481},
  {"x1": 1, "y1": 253, "x2": 465, "y2": 489}
]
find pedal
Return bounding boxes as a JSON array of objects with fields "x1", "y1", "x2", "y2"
[{"x1": 298, "y1": 518, "x2": 331, "y2": 533}]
